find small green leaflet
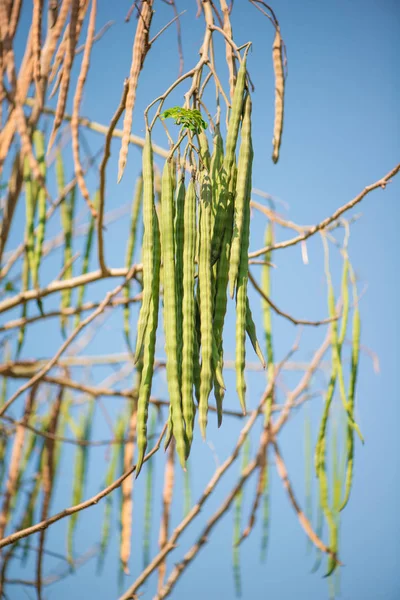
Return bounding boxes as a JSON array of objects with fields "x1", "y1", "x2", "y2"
[{"x1": 161, "y1": 107, "x2": 208, "y2": 134}]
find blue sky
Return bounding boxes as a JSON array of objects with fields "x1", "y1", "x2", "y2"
[{"x1": 4, "y1": 1, "x2": 400, "y2": 599}]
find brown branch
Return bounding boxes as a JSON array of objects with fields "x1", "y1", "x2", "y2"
[
  {"x1": 236, "y1": 451, "x2": 266, "y2": 546},
  {"x1": 98, "y1": 80, "x2": 129, "y2": 273},
  {"x1": 75, "y1": 20, "x2": 114, "y2": 54},
  {"x1": 0, "y1": 293, "x2": 142, "y2": 333},
  {"x1": 0, "y1": 266, "x2": 140, "y2": 315},
  {"x1": 23, "y1": 96, "x2": 172, "y2": 160},
  {"x1": 248, "y1": 271, "x2": 337, "y2": 327},
  {"x1": 249, "y1": 163, "x2": 400, "y2": 258}
]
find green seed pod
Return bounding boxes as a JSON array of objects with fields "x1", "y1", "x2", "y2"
[
  {"x1": 340, "y1": 270, "x2": 360, "y2": 511},
  {"x1": 143, "y1": 408, "x2": 157, "y2": 567},
  {"x1": 123, "y1": 175, "x2": 143, "y2": 350},
  {"x1": 74, "y1": 192, "x2": 98, "y2": 329},
  {"x1": 160, "y1": 160, "x2": 187, "y2": 468},
  {"x1": 32, "y1": 131, "x2": 47, "y2": 293},
  {"x1": 211, "y1": 57, "x2": 247, "y2": 264},
  {"x1": 135, "y1": 208, "x2": 161, "y2": 476},
  {"x1": 175, "y1": 176, "x2": 186, "y2": 389},
  {"x1": 181, "y1": 178, "x2": 197, "y2": 453},
  {"x1": 60, "y1": 184, "x2": 76, "y2": 336},
  {"x1": 235, "y1": 138, "x2": 253, "y2": 415},
  {"x1": 262, "y1": 222, "x2": 275, "y2": 425},
  {"x1": 198, "y1": 170, "x2": 214, "y2": 439},
  {"x1": 135, "y1": 133, "x2": 156, "y2": 363},
  {"x1": 229, "y1": 94, "x2": 252, "y2": 298},
  {"x1": 67, "y1": 401, "x2": 94, "y2": 563}
]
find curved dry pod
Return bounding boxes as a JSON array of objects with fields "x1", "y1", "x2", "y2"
[{"x1": 272, "y1": 28, "x2": 285, "y2": 164}]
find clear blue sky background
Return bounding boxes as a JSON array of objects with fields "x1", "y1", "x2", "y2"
[{"x1": 4, "y1": 1, "x2": 400, "y2": 599}]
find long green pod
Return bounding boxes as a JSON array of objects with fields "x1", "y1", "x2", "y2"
[
  {"x1": 135, "y1": 208, "x2": 161, "y2": 476},
  {"x1": 198, "y1": 170, "x2": 214, "y2": 439},
  {"x1": 123, "y1": 175, "x2": 143, "y2": 350},
  {"x1": 181, "y1": 178, "x2": 196, "y2": 452},
  {"x1": 32, "y1": 131, "x2": 46, "y2": 293},
  {"x1": 0, "y1": 372, "x2": 9, "y2": 488},
  {"x1": 56, "y1": 150, "x2": 70, "y2": 333},
  {"x1": 325, "y1": 244, "x2": 363, "y2": 442},
  {"x1": 340, "y1": 270, "x2": 360, "y2": 511},
  {"x1": 60, "y1": 184, "x2": 76, "y2": 336},
  {"x1": 316, "y1": 432, "x2": 338, "y2": 577},
  {"x1": 235, "y1": 208, "x2": 249, "y2": 415},
  {"x1": 199, "y1": 130, "x2": 211, "y2": 171},
  {"x1": 175, "y1": 176, "x2": 186, "y2": 388},
  {"x1": 209, "y1": 126, "x2": 224, "y2": 234},
  {"x1": 338, "y1": 254, "x2": 350, "y2": 347},
  {"x1": 134, "y1": 133, "x2": 155, "y2": 363},
  {"x1": 193, "y1": 304, "x2": 201, "y2": 407},
  {"x1": 212, "y1": 162, "x2": 236, "y2": 425},
  {"x1": 24, "y1": 156, "x2": 36, "y2": 279},
  {"x1": 262, "y1": 222, "x2": 275, "y2": 425},
  {"x1": 160, "y1": 160, "x2": 186, "y2": 467},
  {"x1": 235, "y1": 141, "x2": 253, "y2": 415},
  {"x1": 213, "y1": 163, "x2": 236, "y2": 336},
  {"x1": 229, "y1": 94, "x2": 252, "y2": 298},
  {"x1": 67, "y1": 401, "x2": 94, "y2": 563},
  {"x1": 16, "y1": 252, "x2": 30, "y2": 357},
  {"x1": 19, "y1": 157, "x2": 36, "y2": 354},
  {"x1": 245, "y1": 298, "x2": 266, "y2": 368},
  {"x1": 74, "y1": 193, "x2": 98, "y2": 329},
  {"x1": 211, "y1": 56, "x2": 247, "y2": 263}
]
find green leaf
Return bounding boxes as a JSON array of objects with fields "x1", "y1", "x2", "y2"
[{"x1": 160, "y1": 106, "x2": 208, "y2": 134}]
